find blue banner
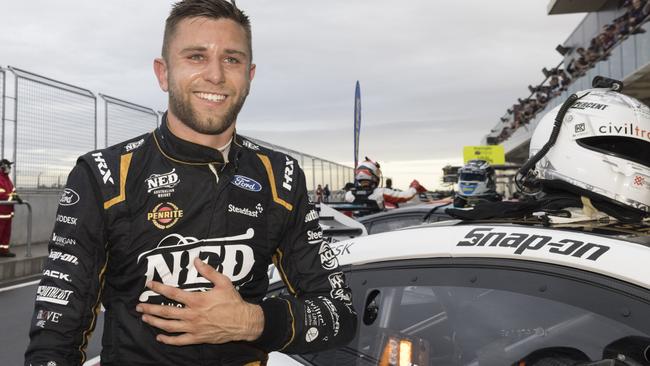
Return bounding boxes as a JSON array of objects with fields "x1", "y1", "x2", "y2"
[{"x1": 354, "y1": 81, "x2": 361, "y2": 170}]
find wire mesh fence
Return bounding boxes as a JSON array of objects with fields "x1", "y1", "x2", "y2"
[{"x1": 0, "y1": 66, "x2": 353, "y2": 191}]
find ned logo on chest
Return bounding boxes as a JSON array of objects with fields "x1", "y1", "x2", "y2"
[{"x1": 137, "y1": 229, "x2": 257, "y2": 305}]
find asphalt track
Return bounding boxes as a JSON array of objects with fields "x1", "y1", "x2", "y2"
[{"x1": 0, "y1": 280, "x2": 103, "y2": 366}]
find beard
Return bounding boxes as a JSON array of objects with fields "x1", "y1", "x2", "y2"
[{"x1": 168, "y1": 83, "x2": 249, "y2": 136}]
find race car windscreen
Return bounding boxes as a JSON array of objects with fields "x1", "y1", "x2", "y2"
[{"x1": 459, "y1": 172, "x2": 486, "y2": 182}]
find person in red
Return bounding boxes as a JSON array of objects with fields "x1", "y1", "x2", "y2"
[{"x1": 0, "y1": 159, "x2": 20, "y2": 257}]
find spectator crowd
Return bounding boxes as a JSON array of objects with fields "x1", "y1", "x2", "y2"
[{"x1": 490, "y1": 0, "x2": 650, "y2": 144}]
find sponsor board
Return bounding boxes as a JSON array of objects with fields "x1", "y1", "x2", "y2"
[
  {"x1": 146, "y1": 169, "x2": 180, "y2": 198},
  {"x1": 59, "y1": 188, "x2": 80, "y2": 206},
  {"x1": 91, "y1": 152, "x2": 114, "y2": 184},
  {"x1": 147, "y1": 202, "x2": 183, "y2": 229}
]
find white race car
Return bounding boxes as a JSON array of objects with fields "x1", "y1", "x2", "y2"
[{"x1": 267, "y1": 219, "x2": 650, "y2": 365}]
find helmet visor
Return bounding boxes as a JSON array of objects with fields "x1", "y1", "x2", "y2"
[
  {"x1": 578, "y1": 136, "x2": 650, "y2": 168},
  {"x1": 460, "y1": 172, "x2": 486, "y2": 181}
]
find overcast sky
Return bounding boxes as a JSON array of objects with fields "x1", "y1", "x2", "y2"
[{"x1": 0, "y1": 1, "x2": 584, "y2": 189}]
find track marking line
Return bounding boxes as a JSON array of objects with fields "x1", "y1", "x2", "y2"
[{"x1": 0, "y1": 279, "x2": 40, "y2": 293}]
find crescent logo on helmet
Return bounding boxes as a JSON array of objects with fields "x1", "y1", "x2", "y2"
[{"x1": 521, "y1": 76, "x2": 650, "y2": 216}]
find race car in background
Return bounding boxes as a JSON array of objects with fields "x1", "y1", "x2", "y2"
[
  {"x1": 453, "y1": 160, "x2": 502, "y2": 208},
  {"x1": 267, "y1": 219, "x2": 650, "y2": 365}
]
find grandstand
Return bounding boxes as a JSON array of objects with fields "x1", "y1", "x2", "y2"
[{"x1": 484, "y1": 0, "x2": 650, "y2": 163}]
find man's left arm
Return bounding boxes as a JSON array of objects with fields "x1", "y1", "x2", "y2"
[{"x1": 253, "y1": 163, "x2": 357, "y2": 354}]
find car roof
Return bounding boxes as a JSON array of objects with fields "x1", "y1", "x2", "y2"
[{"x1": 358, "y1": 203, "x2": 452, "y2": 222}]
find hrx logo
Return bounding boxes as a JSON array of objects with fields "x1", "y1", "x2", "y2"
[
  {"x1": 91, "y1": 152, "x2": 114, "y2": 184},
  {"x1": 283, "y1": 156, "x2": 294, "y2": 191}
]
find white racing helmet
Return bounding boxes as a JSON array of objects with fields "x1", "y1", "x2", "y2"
[
  {"x1": 355, "y1": 157, "x2": 381, "y2": 186},
  {"x1": 528, "y1": 83, "x2": 650, "y2": 215}
]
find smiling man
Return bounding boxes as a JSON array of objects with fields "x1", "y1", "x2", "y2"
[{"x1": 24, "y1": 1, "x2": 356, "y2": 365}]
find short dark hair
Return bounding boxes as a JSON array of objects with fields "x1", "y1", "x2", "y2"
[{"x1": 162, "y1": 0, "x2": 252, "y2": 62}]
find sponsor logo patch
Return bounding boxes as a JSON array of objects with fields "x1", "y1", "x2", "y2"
[
  {"x1": 571, "y1": 101, "x2": 608, "y2": 111},
  {"x1": 456, "y1": 227, "x2": 610, "y2": 261},
  {"x1": 36, "y1": 286, "x2": 74, "y2": 305},
  {"x1": 146, "y1": 169, "x2": 180, "y2": 198},
  {"x1": 49, "y1": 251, "x2": 79, "y2": 265},
  {"x1": 597, "y1": 122, "x2": 650, "y2": 141},
  {"x1": 305, "y1": 209, "x2": 319, "y2": 223},
  {"x1": 36, "y1": 309, "x2": 63, "y2": 324},
  {"x1": 242, "y1": 139, "x2": 260, "y2": 151},
  {"x1": 230, "y1": 175, "x2": 262, "y2": 192},
  {"x1": 305, "y1": 327, "x2": 319, "y2": 343},
  {"x1": 56, "y1": 214, "x2": 78, "y2": 226},
  {"x1": 91, "y1": 152, "x2": 114, "y2": 184},
  {"x1": 137, "y1": 229, "x2": 256, "y2": 305},
  {"x1": 283, "y1": 156, "x2": 294, "y2": 191},
  {"x1": 319, "y1": 242, "x2": 339, "y2": 270},
  {"x1": 125, "y1": 138, "x2": 145, "y2": 152},
  {"x1": 43, "y1": 269, "x2": 71, "y2": 282},
  {"x1": 632, "y1": 175, "x2": 648, "y2": 190},
  {"x1": 59, "y1": 188, "x2": 80, "y2": 206},
  {"x1": 328, "y1": 272, "x2": 345, "y2": 289},
  {"x1": 307, "y1": 229, "x2": 323, "y2": 244},
  {"x1": 147, "y1": 202, "x2": 183, "y2": 229},
  {"x1": 51, "y1": 233, "x2": 76, "y2": 247},
  {"x1": 228, "y1": 203, "x2": 263, "y2": 218},
  {"x1": 574, "y1": 123, "x2": 586, "y2": 133}
]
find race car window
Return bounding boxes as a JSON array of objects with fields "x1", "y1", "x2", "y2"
[
  {"x1": 367, "y1": 215, "x2": 425, "y2": 234},
  {"x1": 297, "y1": 258, "x2": 650, "y2": 366}
]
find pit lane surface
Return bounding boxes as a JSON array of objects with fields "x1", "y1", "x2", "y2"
[{"x1": 0, "y1": 279, "x2": 103, "y2": 366}]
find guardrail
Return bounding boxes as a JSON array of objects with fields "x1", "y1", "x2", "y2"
[{"x1": 0, "y1": 201, "x2": 32, "y2": 257}]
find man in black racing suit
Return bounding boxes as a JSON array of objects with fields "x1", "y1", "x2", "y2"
[{"x1": 25, "y1": 1, "x2": 356, "y2": 365}]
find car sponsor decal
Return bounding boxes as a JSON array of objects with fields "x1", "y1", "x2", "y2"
[
  {"x1": 137, "y1": 229, "x2": 255, "y2": 304},
  {"x1": 59, "y1": 188, "x2": 80, "y2": 206},
  {"x1": 146, "y1": 169, "x2": 180, "y2": 198},
  {"x1": 230, "y1": 175, "x2": 262, "y2": 192},
  {"x1": 282, "y1": 156, "x2": 294, "y2": 191},
  {"x1": 147, "y1": 202, "x2": 183, "y2": 229},
  {"x1": 331, "y1": 242, "x2": 353, "y2": 257},
  {"x1": 91, "y1": 152, "x2": 114, "y2": 184},
  {"x1": 456, "y1": 227, "x2": 610, "y2": 261}
]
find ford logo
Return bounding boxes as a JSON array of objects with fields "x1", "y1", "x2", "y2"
[
  {"x1": 230, "y1": 175, "x2": 262, "y2": 192},
  {"x1": 59, "y1": 188, "x2": 80, "y2": 206}
]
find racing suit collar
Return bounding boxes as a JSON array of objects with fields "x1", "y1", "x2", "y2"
[{"x1": 155, "y1": 112, "x2": 242, "y2": 165}]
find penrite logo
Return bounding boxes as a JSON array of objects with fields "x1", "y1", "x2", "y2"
[
  {"x1": 230, "y1": 175, "x2": 262, "y2": 192},
  {"x1": 146, "y1": 169, "x2": 180, "y2": 198},
  {"x1": 137, "y1": 229, "x2": 256, "y2": 304},
  {"x1": 125, "y1": 138, "x2": 144, "y2": 152},
  {"x1": 59, "y1": 188, "x2": 80, "y2": 206},
  {"x1": 91, "y1": 152, "x2": 114, "y2": 184},
  {"x1": 147, "y1": 202, "x2": 183, "y2": 229},
  {"x1": 36, "y1": 286, "x2": 74, "y2": 305},
  {"x1": 282, "y1": 156, "x2": 294, "y2": 191},
  {"x1": 456, "y1": 227, "x2": 610, "y2": 261}
]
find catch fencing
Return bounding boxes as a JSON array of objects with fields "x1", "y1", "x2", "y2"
[{"x1": 0, "y1": 66, "x2": 352, "y2": 192}]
